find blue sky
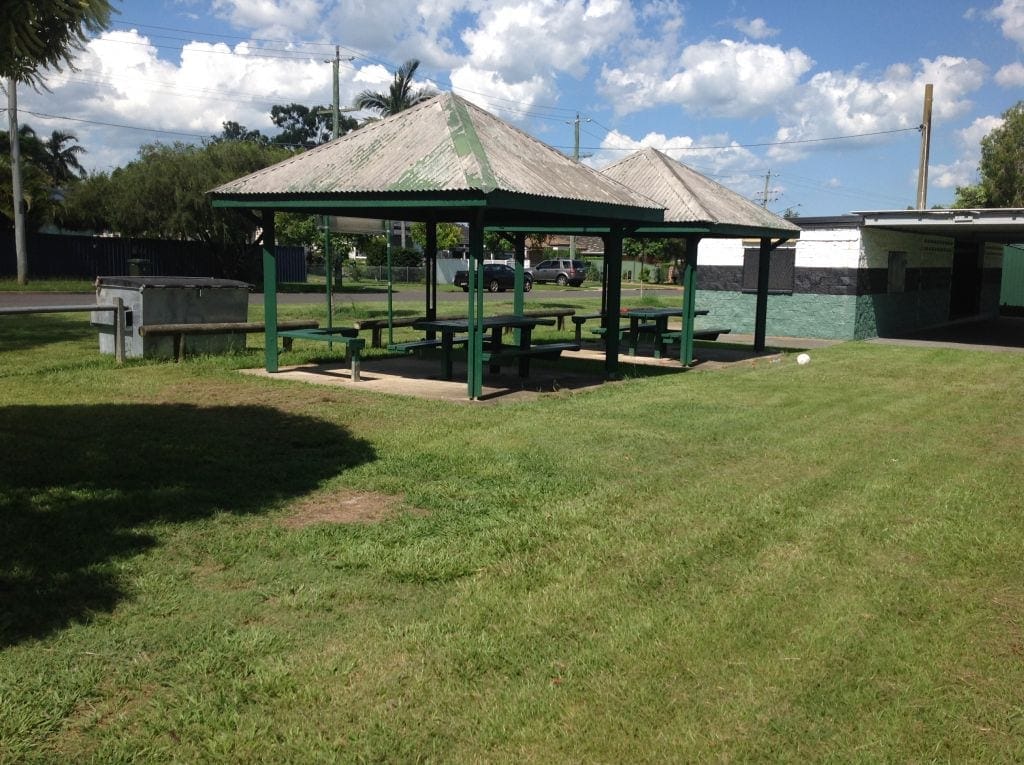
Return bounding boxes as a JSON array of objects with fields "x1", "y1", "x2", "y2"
[{"x1": 16, "y1": 0, "x2": 1024, "y2": 215}]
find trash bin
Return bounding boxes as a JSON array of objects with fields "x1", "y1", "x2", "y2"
[
  {"x1": 126, "y1": 258, "x2": 151, "y2": 276},
  {"x1": 94, "y1": 276, "x2": 251, "y2": 359}
]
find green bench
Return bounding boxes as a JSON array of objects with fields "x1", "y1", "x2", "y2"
[
  {"x1": 276, "y1": 327, "x2": 365, "y2": 381},
  {"x1": 481, "y1": 341, "x2": 581, "y2": 377},
  {"x1": 388, "y1": 335, "x2": 469, "y2": 353}
]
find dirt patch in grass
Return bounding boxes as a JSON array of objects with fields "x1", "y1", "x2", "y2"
[{"x1": 281, "y1": 489, "x2": 416, "y2": 527}]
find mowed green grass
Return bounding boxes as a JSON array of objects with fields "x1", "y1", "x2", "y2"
[{"x1": 1, "y1": 307, "x2": 1023, "y2": 762}]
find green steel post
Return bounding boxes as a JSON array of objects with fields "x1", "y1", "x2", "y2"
[
  {"x1": 469, "y1": 212, "x2": 485, "y2": 399},
  {"x1": 681, "y1": 236, "x2": 699, "y2": 365},
  {"x1": 323, "y1": 216, "x2": 333, "y2": 349},
  {"x1": 604, "y1": 228, "x2": 623, "y2": 379},
  {"x1": 513, "y1": 232, "x2": 526, "y2": 345},
  {"x1": 262, "y1": 210, "x2": 279, "y2": 373},
  {"x1": 386, "y1": 220, "x2": 394, "y2": 346}
]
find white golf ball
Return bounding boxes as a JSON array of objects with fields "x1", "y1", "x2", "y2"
[{"x1": 796, "y1": 353, "x2": 811, "y2": 365}]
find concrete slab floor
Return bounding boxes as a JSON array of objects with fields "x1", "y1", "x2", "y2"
[{"x1": 240, "y1": 342, "x2": 790, "y2": 404}]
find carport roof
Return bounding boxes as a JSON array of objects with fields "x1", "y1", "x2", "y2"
[
  {"x1": 601, "y1": 148, "x2": 800, "y2": 239},
  {"x1": 209, "y1": 92, "x2": 663, "y2": 226}
]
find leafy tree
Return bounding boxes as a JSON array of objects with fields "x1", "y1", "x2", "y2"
[
  {"x1": 0, "y1": 124, "x2": 44, "y2": 167},
  {"x1": 409, "y1": 221, "x2": 464, "y2": 252},
  {"x1": 270, "y1": 103, "x2": 356, "y2": 147},
  {"x1": 274, "y1": 213, "x2": 355, "y2": 266},
  {"x1": 97, "y1": 140, "x2": 290, "y2": 243},
  {"x1": 0, "y1": 151, "x2": 58, "y2": 230},
  {"x1": 1, "y1": 0, "x2": 114, "y2": 87},
  {"x1": 57, "y1": 170, "x2": 112, "y2": 232},
  {"x1": 954, "y1": 101, "x2": 1024, "y2": 208},
  {"x1": 212, "y1": 121, "x2": 269, "y2": 145},
  {"x1": 354, "y1": 59, "x2": 437, "y2": 117},
  {"x1": 41, "y1": 130, "x2": 86, "y2": 184},
  {"x1": 366, "y1": 246, "x2": 422, "y2": 268}
]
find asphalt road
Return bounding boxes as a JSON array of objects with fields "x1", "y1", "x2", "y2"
[{"x1": 0, "y1": 285, "x2": 680, "y2": 308}]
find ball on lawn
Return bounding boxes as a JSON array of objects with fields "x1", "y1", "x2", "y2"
[{"x1": 796, "y1": 353, "x2": 811, "y2": 366}]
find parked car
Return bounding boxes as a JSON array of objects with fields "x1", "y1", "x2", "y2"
[
  {"x1": 529, "y1": 259, "x2": 588, "y2": 286},
  {"x1": 453, "y1": 263, "x2": 533, "y2": 292}
]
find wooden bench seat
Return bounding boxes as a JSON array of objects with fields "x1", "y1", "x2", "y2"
[{"x1": 138, "y1": 319, "x2": 319, "y2": 362}]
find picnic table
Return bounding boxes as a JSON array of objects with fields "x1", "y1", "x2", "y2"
[{"x1": 413, "y1": 314, "x2": 576, "y2": 379}]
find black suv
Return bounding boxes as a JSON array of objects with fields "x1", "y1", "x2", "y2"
[
  {"x1": 529, "y1": 259, "x2": 587, "y2": 286},
  {"x1": 453, "y1": 263, "x2": 533, "y2": 292}
]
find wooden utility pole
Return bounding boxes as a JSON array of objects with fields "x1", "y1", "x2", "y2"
[
  {"x1": 916, "y1": 83, "x2": 934, "y2": 210},
  {"x1": 7, "y1": 78, "x2": 27, "y2": 284}
]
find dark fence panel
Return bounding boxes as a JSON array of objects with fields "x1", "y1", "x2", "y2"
[{"x1": 0, "y1": 232, "x2": 306, "y2": 284}]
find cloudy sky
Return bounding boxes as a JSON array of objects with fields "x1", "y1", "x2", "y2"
[{"x1": 12, "y1": 0, "x2": 1024, "y2": 215}]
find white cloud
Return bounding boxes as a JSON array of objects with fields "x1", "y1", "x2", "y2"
[
  {"x1": 930, "y1": 114, "x2": 1003, "y2": 188},
  {"x1": 450, "y1": 65, "x2": 556, "y2": 120},
  {"x1": 768, "y1": 55, "x2": 987, "y2": 162},
  {"x1": 995, "y1": 61, "x2": 1024, "y2": 86},
  {"x1": 989, "y1": 0, "x2": 1024, "y2": 47},
  {"x1": 460, "y1": 0, "x2": 635, "y2": 81},
  {"x1": 210, "y1": 0, "x2": 327, "y2": 41},
  {"x1": 733, "y1": 17, "x2": 779, "y2": 39},
  {"x1": 602, "y1": 39, "x2": 813, "y2": 117},
  {"x1": 20, "y1": 29, "x2": 341, "y2": 171}
]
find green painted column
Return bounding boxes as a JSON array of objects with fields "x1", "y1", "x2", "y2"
[
  {"x1": 426, "y1": 220, "x2": 437, "y2": 322},
  {"x1": 468, "y1": 211, "x2": 485, "y2": 399},
  {"x1": 680, "y1": 235, "x2": 699, "y2": 365},
  {"x1": 513, "y1": 233, "x2": 526, "y2": 345},
  {"x1": 262, "y1": 209, "x2": 279, "y2": 373},
  {"x1": 604, "y1": 227, "x2": 623, "y2": 380},
  {"x1": 386, "y1": 220, "x2": 394, "y2": 347}
]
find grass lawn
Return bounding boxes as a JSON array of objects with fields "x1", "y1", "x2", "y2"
[{"x1": 1, "y1": 302, "x2": 1023, "y2": 762}]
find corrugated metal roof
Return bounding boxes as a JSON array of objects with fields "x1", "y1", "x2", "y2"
[
  {"x1": 601, "y1": 148, "x2": 800, "y2": 233},
  {"x1": 211, "y1": 93, "x2": 661, "y2": 212}
]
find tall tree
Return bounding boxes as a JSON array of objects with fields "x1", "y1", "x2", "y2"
[
  {"x1": 212, "y1": 121, "x2": 269, "y2": 145},
  {"x1": 1, "y1": 0, "x2": 114, "y2": 87},
  {"x1": 954, "y1": 101, "x2": 1024, "y2": 208},
  {"x1": 270, "y1": 103, "x2": 356, "y2": 147},
  {"x1": 354, "y1": 59, "x2": 437, "y2": 118},
  {"x1": 42, "y1": 130, "x2": 86, "y2": 184},
  {"x1": 1, "y1": 0, "x2": 114, "y2": 283}
]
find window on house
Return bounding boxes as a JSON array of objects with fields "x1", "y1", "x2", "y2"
[
  {"x1": 741, "y1": 247, "x2": 795, "y2": 294},
  {"x1": 887, "y1": 251, "x2": 907, "y2": 293}
]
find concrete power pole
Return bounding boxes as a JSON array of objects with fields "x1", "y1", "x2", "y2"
[
  {"x1": 568, "y1": 113, "x2": 591, "y2": 259},
  {"x1": 916, "y1": 83, "x2": 934, "y2": 210},
  {"x1": 6, "y1": 78, "x2": 27, "y2": 285}
]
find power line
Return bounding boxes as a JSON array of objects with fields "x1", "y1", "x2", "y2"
[
  {"x1": 567, "y1": 125, "x2": 920, "y2": 154},
  {"x1": 21, "y1": 110, "x2": 212, "y2": 138}
]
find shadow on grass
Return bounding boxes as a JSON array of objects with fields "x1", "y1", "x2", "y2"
[{"x1": 0, "y1": 403, "x2": 374, "y2": 647}]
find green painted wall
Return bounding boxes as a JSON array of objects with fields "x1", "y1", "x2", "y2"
[
  {"x1": 695, "y1": 286, "x2": 954, "y2": 340},
  {"x1": 694, "y1": 290, "x2": 858, "y2": 339}
]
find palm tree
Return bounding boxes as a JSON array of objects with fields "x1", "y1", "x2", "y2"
[
  {"x1": 354, "y1": 59, "x2": 437, "y2": 118},
  {"x1": 42, "y1": 130, "x2": 87, "y2": 184}
]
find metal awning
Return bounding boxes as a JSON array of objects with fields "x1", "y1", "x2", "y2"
[{"x1": 854, "y1": 208, "x2": 1024, "y2": 244}]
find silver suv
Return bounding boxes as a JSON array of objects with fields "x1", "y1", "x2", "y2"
[{"x1": 529, "y1": 259, "x2": 587, "y2": 287}]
